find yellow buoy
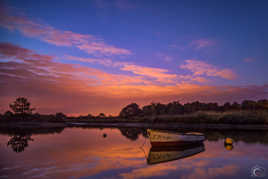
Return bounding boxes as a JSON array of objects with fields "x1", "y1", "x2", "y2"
[{"x1": 225, "y1": 138, "x2": 233, "y2": 145}]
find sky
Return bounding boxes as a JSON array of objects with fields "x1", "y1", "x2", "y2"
[{"x1": 0, "y1": 0, "x2": 268, "y2": 115}]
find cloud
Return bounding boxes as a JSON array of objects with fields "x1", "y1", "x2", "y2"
[
  {"x1": 169, "y1": 39, "x2": 215, "y2": 52},
  {"x1": 0, "y1": 42, "x2": 53, "y2": 63},
  {"x1": 65, "y1": 55, "x2": 121, "y2": 67},
  {"x1": 76, "y1": 42, "x2": 131, "y2": 56},
  {"x1": 1, "y1": 43, "x2": 267, "y2": 115},
  {"x1": 163, "y1": 56, "x2": 173, "y2": 62},
  {"x1": 177, "y1": 75, "x2": 209, "y2": 83},
  {"x1": 0, "y1": 6, "x2": 131, "y2": 56},
  {"x1": 155, "y1": 53, "x2": 173, "y2": 62},
  {"x1": 180, "y1": 60, "x2": 237, "y2": 80},
  {"x1": 66, "y1": 55, "x2": 178, "y2": 84},
  {"x1": 190, "y1": 39, "x2": 215, "y2": 49},
  {"x1": 243, "y1": 57, "x2": 255, "y2": 63},
  {"x1": 121, "y1": 64, "x2": 177, "y2": 83}
]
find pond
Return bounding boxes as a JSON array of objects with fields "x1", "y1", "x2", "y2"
[{"x1": 0, "y1": 127, "x2": 268, "y2": 179}]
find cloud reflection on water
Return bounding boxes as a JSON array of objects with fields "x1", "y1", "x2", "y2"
[{"x1": 0, "y1": 128, "x2": 267, "y2": 179}]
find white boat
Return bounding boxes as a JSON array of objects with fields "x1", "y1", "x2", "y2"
[
  {"x1": 147, "y1": 143, "x2": 205, "y2": 165},
  {"x1": 147, "y1": 129, "x2": 205, "y2": 147}
]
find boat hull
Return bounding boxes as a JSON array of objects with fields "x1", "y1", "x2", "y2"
[
  {"x1": 150, "y1": 141, "x2": 204, "y2": 147},
  {"x1": 147, "y1": 129, "x2": 205, "y2": 147}
]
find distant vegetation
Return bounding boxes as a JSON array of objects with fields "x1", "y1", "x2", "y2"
[
  {"x1": 119, "y1": 100, "x2": 268, "y2": 117},
  {"x1": 119, "y1": 100, "x2": 268, "y2": 124},
  {"x1": 1, "y1": 97, "x2": 268, "y2": 124}
]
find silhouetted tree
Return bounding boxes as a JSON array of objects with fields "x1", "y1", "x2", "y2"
[
  {"x1": 166, "y1": 101, "x2": 183, "y2": 114},
  {"x1": 206, "y1": 102, "x2": 219, "y2": 111},
  {"x1": 241, "y1": 100, "x2": 257, "y2": 110},
  {"x1": 257, "y1": 100, "x2": 268, "y2": 110},
  {"x1": 55, "y1": 112, "x2": 66, "y2": 120},
  {"x1": 142, "y1": 104, "x2": 154, "y2": 116},
  {"x1": 9, "y1": 97, "x2": 35, "y2": 119},
  {"x1": 154, "y1": 103, "x2": 167, "y2": 115},
  {"x1": 120, "y1": 103, "x2": 142, "y2": 118},
  {"x1": 98, "y1": 113, "x2": 106, "y2": 118},
  {"x1": 4, "y1": 111, "x2": 13, "y2": 119},
  {"x1": 184, "y1": 103, "x2": 194, "y2": 113},
  {"x1": 87, "y1": 114, "x2": 94, "y2": 118},
  {"x1": 223, "y1": 102, "x2": 231, "y2": 111},
  {"x1": 231, "y1": 102, "x2": 241, "y2": 110}
]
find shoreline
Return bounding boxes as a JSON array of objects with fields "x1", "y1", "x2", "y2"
[
  {"x1": 66, "y1": 122, "x2": 268, "y2": 130},
  {"x1": 0, "y1": 122, "x2": 67, "y2": 129},
  {"x1": 1, "y1": 121, "x2": 268, "y2": 131}
]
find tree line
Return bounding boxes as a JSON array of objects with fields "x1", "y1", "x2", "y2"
[
  {"x1": 119, "y1": 100, "x2": 268, "y2": 118},
  {"x1": 0, "y1": 97, "x2": 112, "y2": 121},
  {"x1": 0, "y1": 97, "x2": 67, "y2": 121},
  {"x1": 1, "y1": 97, "x2": 268, "y2": 121}
]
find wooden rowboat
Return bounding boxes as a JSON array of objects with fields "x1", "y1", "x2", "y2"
[{"x1": 147, "y1": 129, "x2": 205, "y2": 147}]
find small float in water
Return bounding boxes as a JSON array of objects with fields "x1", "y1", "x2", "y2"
[
  {"x1": 147, "y1": 129, "x2": 206, "y2": 147},
  {"x1": 224, "y1": 137, "x2": 234, "y2": 151}
]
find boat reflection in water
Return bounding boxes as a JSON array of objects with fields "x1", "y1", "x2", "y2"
[
  {"x1": 147, "y1": 143, "x2": 205, "y2": 165},
  {"x1": 146, "y1": 129, "x2": 206, "y2": 165}
]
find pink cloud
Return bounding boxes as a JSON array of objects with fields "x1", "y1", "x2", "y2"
[
  {"x1": 180, "y1": 59, "x2": 237, "y2": 80},
  {"x1": 155, "y1": 53, "x2": 173, "y2": 62},
  {"x1": 77, "y1": 42, "x2": 131, "y2": 56},
  {"x1": 1, "y1": 43, "x2": 267, "y2": 115},
  {"x1": 66, "y1": 55, "x2": 178, "y2": 84},
  {"x1": 121, "y1": 64, "x2": 177, "y2": 83},
  {"x1": 0, "y1": 6, "x2": 131, "y2": 56},
  {"x1": 65, "y1": 55, "x2": 131, "y2": 68},
  {"x1": 243, "y1": 57, "x2": 255, "y2": 63},
  {"x1": 190, "y1": 39, "x2": 216, "y2": 49},
  {"x1": 65, "y1": 55, "x2": 115, "y2": 67}
]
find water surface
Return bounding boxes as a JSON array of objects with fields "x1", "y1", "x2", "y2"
[{"x1": 0, "y1": 127, "x2": 267, "y2": 179}]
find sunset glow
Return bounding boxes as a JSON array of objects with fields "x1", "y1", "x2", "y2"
[{"x1": 0, "y1": 0, "x2": 267, "y2": 115}]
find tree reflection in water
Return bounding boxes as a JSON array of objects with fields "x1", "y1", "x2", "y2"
[
  {"x1": 7, "y1": 134, "x2": 34, "y2": 153},
  {"x1": 1, "y1": 127, "x2": 65, "y2": 153},
  {"x1": 2, "y1": 126, "x2": 268, "y2": 153},
  {"x1": 119, "y1": 128, "x2": 148, "y2": 141}
]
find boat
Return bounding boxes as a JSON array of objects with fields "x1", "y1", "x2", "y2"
[
  {"x1": 147, "y1": 143, "x2": 205, "y2": 165},
  {"x1": 147, "y1": 129, "x2": 205, "y2": 147}
]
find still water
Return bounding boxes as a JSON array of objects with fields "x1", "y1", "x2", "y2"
[{"x1": 0, "y1": 127, "x2": 267, "y2": 179}]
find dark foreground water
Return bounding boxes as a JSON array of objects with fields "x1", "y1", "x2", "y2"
[{"x1": 0, "y1": 127, "x2": 268, "y2": 179}]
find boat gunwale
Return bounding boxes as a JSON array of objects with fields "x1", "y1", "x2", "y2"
[{"x1": 147, "y1": 129, "x2": 205, "y2": 136}]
